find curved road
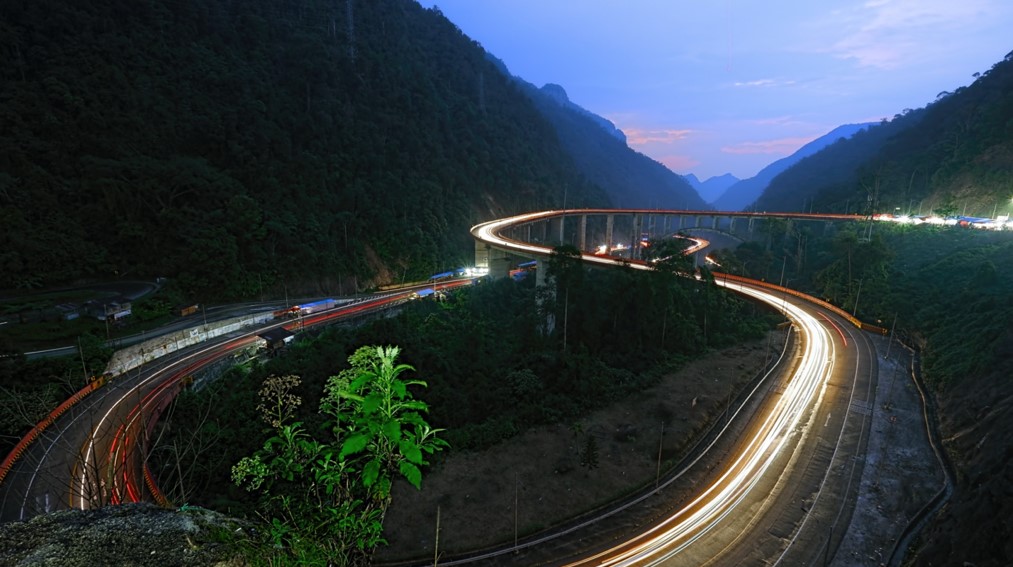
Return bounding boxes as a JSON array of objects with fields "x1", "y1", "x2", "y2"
[
  {"x1": 461, "y1": 210, "x2": 878, "y2": 566},
  {"x1": 2, "y1": 208, "x2": 879, "y2": 566},
  {"x1": 0, "y1": 284, "x2": 472, "y2": 522}
]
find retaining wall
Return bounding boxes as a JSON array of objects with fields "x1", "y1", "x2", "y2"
[{"x1": 104, "y1": 312, "x2": 275, "y2": 377}]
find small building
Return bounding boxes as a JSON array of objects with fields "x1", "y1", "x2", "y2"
[
  {"x1": 85, "y1": 296, "x2": 132, "y2": 321},
  {"x1": 258, "y1": 328, "x2": 295, "y2": 354},
  {"x1": 56, "y1": 303, "x2": 81, "y2": 321}
]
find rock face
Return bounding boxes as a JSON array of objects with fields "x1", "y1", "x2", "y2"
[{"x1": 0, "y1": 503, "x2": 250, "y2": 566}]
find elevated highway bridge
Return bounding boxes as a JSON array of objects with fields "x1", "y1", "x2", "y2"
[{"x1": 473, "y1": 208, "x2": 864, "y2": 278}]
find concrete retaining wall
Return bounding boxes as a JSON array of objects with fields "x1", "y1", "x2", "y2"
[{"x1": 103, "y1": 312, "x2": 275, "y2": 377}]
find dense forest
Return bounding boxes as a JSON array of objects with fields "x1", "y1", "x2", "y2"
[
  {"x1": 0, "y1": 0, "x2": 609, "y2": 298},
  {"x1": 753, "y1": 50, "x2": 1013, "y2": 217}
]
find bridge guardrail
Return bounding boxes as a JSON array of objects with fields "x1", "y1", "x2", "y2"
[
  {"x1": 0, "y1": 375, "x2": 105, "y2": 487},
  {"x1": 715, "y1": 272, "x2": 888, "y2": 335}
]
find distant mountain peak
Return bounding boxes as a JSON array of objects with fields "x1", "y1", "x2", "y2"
[
  {"x1": 487, "y1": 64, "x2": 705, "y2": 210},
  {"x1": 535, "y1": 82, "x2": 626, "y2": 144},
  {"x1": 683, "y1": 172, "x2": 740, "y2": 204},
  {"x1": 540, "y1": 83, "x2": 570, "y2": 104}
]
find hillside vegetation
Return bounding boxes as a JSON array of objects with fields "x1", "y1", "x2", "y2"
[
  {"x1": 754, "y1": 51, "x2": 1013, "y2": 217},
  {"x1": 0, "y1": 0, "x2": 607, "y2": 298}
]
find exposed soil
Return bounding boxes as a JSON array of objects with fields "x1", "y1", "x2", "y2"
[{"x1": 830, "y1": 338, "x2": 943, "y2": 566}]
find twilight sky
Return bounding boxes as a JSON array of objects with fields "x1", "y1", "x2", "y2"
[{"x1": 416, "y1": 0, "x2": 1011, "y2": 180}]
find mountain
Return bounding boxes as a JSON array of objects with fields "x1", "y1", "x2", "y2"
[
  {"x1": 538, "y1": 83, "x2": 628, "y2": 145},
  {"x1": 485, "y1": 59, "x2": 707, "y2": 210},
  {"x1": 753, "y1": 51, "x2": 1013, "y2": 215},
  {"x1": 0, "y1": 0, "x2": 609, "y2": 297},
  {"x1": 713, "y1": 123, "x2": 875, "y2": 212},
  {"x1": 683, "y1": 173, "x2": 740, "y2": 204}
]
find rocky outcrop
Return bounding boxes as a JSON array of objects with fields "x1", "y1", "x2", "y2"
[{"x1": 0, "y1": 504, "x2": 251, "y2": 566}]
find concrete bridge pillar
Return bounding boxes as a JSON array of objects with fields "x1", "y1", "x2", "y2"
[
  {"x1": 678, "y1": 215, "x2": 685, "y2": 229},
  {"x1": 475, "y1": 240, "x2": 512, "y2": 279},
  {"x1": 729, "y1": 217, "x2": 737, "y2": 233},
  {"x1": 605, "y1": 214, "x2": 614, "y2": 253},
  {"x1": 711, "y1": 216, "x2": 719, "y2": 230},
  {"x1": 579, "y1": 215, "x2": 587, "y2": 251},
  {"x1": 748, "y1": 217, "x2": 755, "y2": 233},
  {"x1": 695, "y1": 216, "x2": 702, "y2": 228},
  {"x1": 632, "y1": 214, "x2": 643, "y2": 259},
  {"x1": 474, "y1": 240, "x2": 490, "y2": 272},
  {"x1": 535, "y1": 258, "x2": 555, "y2": 334}
]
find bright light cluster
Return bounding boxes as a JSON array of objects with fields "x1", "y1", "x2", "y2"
[
  {"x1": 463, "y1": 266, "x2": 489, "y2": 277},
  {"x1": 874, "y1": 213, "x2": 1013, "y2": 230}
]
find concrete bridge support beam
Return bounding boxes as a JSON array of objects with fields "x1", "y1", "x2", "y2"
[
  {"x1": 579, "y1": 215, "x2": 587, "y2": 251},
  {"x1": 606, "y1": 214, "x2": 614, "y2": 253},
  {"x1": 632, "y1": 214, "x2": 643, "y2": 259},
  {"x1": 475, "y1": 240, "x2": 512, "y2": 279},
  {"x1": 535, "y1": 258, "x2": 555, "y2": 334}
]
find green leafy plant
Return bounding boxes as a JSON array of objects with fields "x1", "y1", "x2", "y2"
[{"x1": 231, "y1": 346, "x2": 447, "y2": 565}]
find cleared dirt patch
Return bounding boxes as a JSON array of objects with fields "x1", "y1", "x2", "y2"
[{"x1": 377, "y1": 332, "x2": 785, "y2": 562}]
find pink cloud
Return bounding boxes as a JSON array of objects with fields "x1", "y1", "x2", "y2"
[
  {"x1": 721, "y1": 136, "x2": 816, "y2": 155},
  {"x1": 732, "y1": 78, "x2": 796, "y2": 88},
  {"x1": 624, "y1": 128, "x2": 693, "y2": 145}
]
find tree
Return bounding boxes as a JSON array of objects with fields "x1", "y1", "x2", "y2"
[
  {"x1": 579, "y1": 434, "x2": 599, "y2": 470},
  {"x1": 231, "y1": 346, "x2": 447, "y2": 565}
]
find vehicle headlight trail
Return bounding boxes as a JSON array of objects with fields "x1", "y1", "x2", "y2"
[
  {"x1": 473, "y1": 211, "x2": 840, "y2": 566},
  {"x1": 563, "y1": 281, "x2": 834, "y2": 565}
]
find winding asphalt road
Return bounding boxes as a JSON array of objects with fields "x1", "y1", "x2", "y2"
[
  {"x1": 1, "y1": 208, "x2": 880, "y2": 566},
  {"x1": 0, "y1": 284, "x2": 474, "y2": 523}
]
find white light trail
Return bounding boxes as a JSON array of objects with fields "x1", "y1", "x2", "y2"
[{"x1": 473, "y1": 210, "x2": 838, "y2": 565}]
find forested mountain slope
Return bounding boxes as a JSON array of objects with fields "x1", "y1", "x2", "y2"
[
  {"x1": 715, "y1": 123, "x2": 873, "y2": 212},
  {"x1": 499, "y1": 71, "x2": 708, "y2": 210},
  {"x1": 0, "y1": 0, "x2": 607, "y2": 298},
  {"x1": 753, "y1": 50, "x2": 1013, "y2": 217}
]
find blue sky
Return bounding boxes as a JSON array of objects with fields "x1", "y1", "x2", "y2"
[{"x1": 416, "y1": 1, "x2": 1011, "y2": 180}]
